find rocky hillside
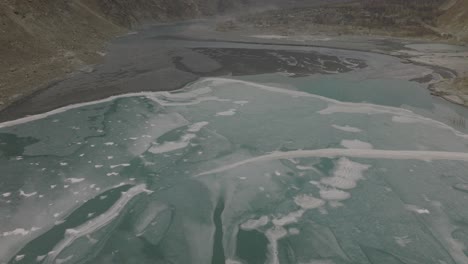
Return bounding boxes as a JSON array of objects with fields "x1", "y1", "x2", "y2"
[
  {"x1": 231, "y1": 0, "x2": 449, "y2": 38},
  {"x1": 438, "y1": 0, "x2": 468, "y2": 42},
  {"x1": 0, "y1": 0, "x2": 249, "y2": 109}
]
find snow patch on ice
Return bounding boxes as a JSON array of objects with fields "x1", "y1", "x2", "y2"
[
  {"x1": 319, "y1": 189, "x2": 351, "y2": 201},
  {"x1": 65, "y1": 178, "x2": 85, "y2": 184},
  {"x1": 320, "y1": 158, "x2": 369, "y2": 190},
  {"x1": 294, "y1": 195, "x2": 325, "y2": 209},
  {"x1": 240, "y1": 216, "x2": 269, "y2": 230},
  {"x1": 187, "y1": 122, "x2": 209, "y2": 133},
  {"x1": 272, "y1": 210, "x2": 305, "y2": 226},
  {"x1": 234, "y1": 100, "x2": 249, "y2": 105},
  {"x1": 288, "y1": 228, "x2": 300, "y2": 235},
  {"x1": 110, "y1": 164, "x2": 130, "y2": 169},
  {"x1": 405, "y1": 204, "x2": 430, "y2": 214},
  {"x1": 2, "y1": 227, "x2": 40, "y2": 237},
  {"x1": 332, "y1": 125, "x2": 362, "y2": 133},
  {"x1": 395, "y1": 236, "x2": 412, "y2": 247},
  {"x1": 216, "y1": 109, "x2": 237, "y2": 116},
  {"x1": 19, "y1": 190, "x2": 37, "y2": 198}
]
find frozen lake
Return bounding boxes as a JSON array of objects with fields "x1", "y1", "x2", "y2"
[{"x1": 1, "y1": 25, "x2": 468, "y2": 264}]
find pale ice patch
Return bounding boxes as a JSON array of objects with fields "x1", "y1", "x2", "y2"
[
  {"x1": 333, "y1": 158, "x2": 370, "y2": 182},
  {"x1": 19, "y1": 190, "x2": 37, "y2": 198},
  {"x1": 65, "y1": 178, "x2": 85, "y2": 184},
  {"x1": 296, "y1": 165, "x2": 314, "y2": 170},
  {"x1": 320, "y1": 176, "x2": 357, "y2": 190},
  {"x1": 109, "y1": 164, "x2": 130, "y2": 169},
  {"x1": 2, "y1": 228, "x2": 39, "y2": 237},
  {"x1": 233, "y1": 100, "x2": 249, "y2": 105},
  {"x1": 215, "y1": 109, "x2": 237, "y2": 116},
  {"x1": 272, "y1": 210, "x2": 305, "y2": 226},
  {"x1": 392, "y1": 115, "x2": 420, "y2": 123},
  {"x1": 332, "y1": 125, "x2": 362, "y2": 133},
  {"x1": 320, "y1": 158, "x2": 369, "y2": 190},
  {"x1": 127, "y1": 113, "x2": 189, "y2": 156},
  {"x1": 294, "y1": 195, "x2": 325, "y2": 210},
  {"x1": 148, "y1": 133, "x2": 196, "y2": 154},
  {"x1": 288, "y1": 228, "x2": 300, "y2": 235},
  {"x1": 2, "y1": 192, "x2": 11, "y2": 197},
  {"x1": 395, "y1": 236, "x2": 412, "y2": 247},
  {"x1": 405, "y1": 204, "x2": 430, "y2": 214},
  {"x1": 319, "y1": 189, "x2": 351, "y2": 202},
  {"x1": 240, "y1": 216, "x2": 269, "y2": 230},
  {"x1": 187, "y1": 122, "x2": 209, "y2": 133},
  {"x1": 340, "y1": 139, "x2": 373, "y2": 149}
]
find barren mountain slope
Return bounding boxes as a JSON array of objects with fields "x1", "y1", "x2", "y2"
[
  {"x1": 439, "y1": 0, "x2": 468, "y2": 42},
  {"x1": 0, "y1": 0, "x2": 248, "y2": 109}
]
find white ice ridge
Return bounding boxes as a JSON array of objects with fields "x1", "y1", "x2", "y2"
[
  {"x1": 187, "y1": 122, "x2": 209, "y2": 133},
  {"x1": 1, "y1": 77, "x2": 467, "y2": 141},
  {"x1": 215, "y1": 109, "x2": 237, "y2": 116},
  {"x1": 0, "y1": 87, "x2": 220, "y2": 129},
  {"x1": 196, "y1": 148, "x2": 468, "y2": 176},
  {"x1": 43, "y1": 184, "x2": 150, "y2": 264},
  {"x1": 332, "y1": 125, "x2": 362, "y2": 133},
  {"x1": 0, "y1": 92, "x2": 156, "y2": 129}
]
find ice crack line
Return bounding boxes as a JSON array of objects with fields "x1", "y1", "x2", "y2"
[{"x1": 196, "y1": 148, "x2": 468, "y2": 176}]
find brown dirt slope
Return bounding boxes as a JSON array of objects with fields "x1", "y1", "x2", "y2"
[
  {"x1": 438, "y1": 0, "x2": 468, "y2": 42},
  {"x1": 0, "y1": 0, "x2": 247, "y2": 110}
]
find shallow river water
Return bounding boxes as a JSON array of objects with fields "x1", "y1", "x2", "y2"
[{"x1": 1, "y1": 32, "x2": 468, "y2": 264}]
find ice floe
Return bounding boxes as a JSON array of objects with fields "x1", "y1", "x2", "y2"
[
  {"x1": 215, "y1": 109, "x2": 237, "y2": 116},
  {"x1": 240, "y1": 216, "x2": 269, "y2": 231},
  {"x1": 332, "y1": 125, "x2": 362, "y2": 133}
]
